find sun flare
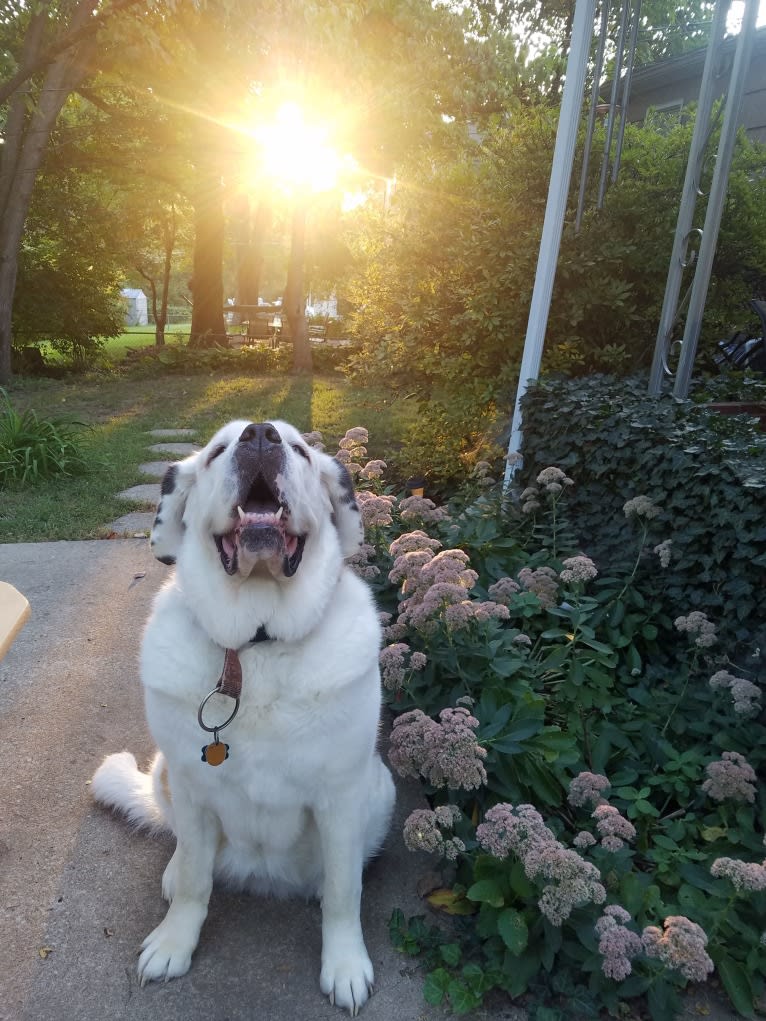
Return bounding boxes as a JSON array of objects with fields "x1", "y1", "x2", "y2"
[{"x1": 250, "y1": 101, "x2": 355, "y2": 195}]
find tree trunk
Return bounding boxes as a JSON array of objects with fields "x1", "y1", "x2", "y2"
[
  {"x1": 0, "y1": 2, "x2": 95, "y2": 383},
  {"x1": 232, "y1": 197, "x2": 270, "y2": 320},
  {"x1": 189, "y1": 155, "x2": 226, "y2": 348},
  {"x1": 157, "y1": 203, "x2": 177, "y2": 346},
  {"x1": 284, "y1": 198, "x2": 312, "y2": 373}
]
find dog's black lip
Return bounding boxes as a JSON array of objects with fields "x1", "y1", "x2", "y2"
[
  {"x1": 283, "y1": 534, "x2": 306, "y2": 577},
  {"x1": 214, "y1": 533, "x2": 239, "y2": 575}
]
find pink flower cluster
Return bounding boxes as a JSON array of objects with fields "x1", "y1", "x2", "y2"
[
  {"x1": 359, "y1": 458, "x2": 387, "y2": 481},
  {"x1": 399, "y1": 495, "x2": 449, "y2": 524},
  {"x1": 301, "y1": 429, "x2": 326, "y2": 451},
  {"x1": 595, "y1": 905, "x2": 643, "y2": 980},
  {"x1": 702, "y1": 751, "x2": 757, "y2": 803},
  {"x1": 487, "y1": 577, "x2": 521, "y2": 605},
  {"x1": 709, "y1": 670, "x2": 761, "y2": 716},
  {"x1": 471, "y1": 460, "x2": 496, "y2": 487},
  {"x1": 388, "y1": 538, "x2": 509, "y2": 634},
  {"x1": 378, "y1": 642, "x2": 427, "y2": 690},
  {"x1": 573, "y1": 831, "x2": 596, "y2": 849},
  {"x1": 560, "y1": 556, "x2": 598, "y2": 584},
  {"x1": 641, "y1": 916, "x2": 714, "y2": 982},
  {"x1": 592, "y1": 804, "x2": 637, "y2": 852},
  {"x1": 623, "y1": 495, "x2": 660, "y2": 520},
  {"x1": 402, "y1": 805, "x2": 465, "y2": 861},
  {"x1": 348, "y1": 542, "x2": 381, "y2": 580},
  {"x1": 711, "y1": 856, "x2": 766, "y2": 892},
  {"x1": 476, "y1": 803, "x2": 606, "y2": 925},
  {"x1": 520, "y1": 468, "x2": 574, "y2": 512},
  {"x1": 567, "y1": 771, "x2": 611, "y2": 808},
  {"x1": 674, "y1": 610, "x2": 717, "y2": 648},
  {"x1": 518, "y1": 566, "x2": 559, "y2": 609},
  {"x1": 389, "y1": 706, "x2": 488, "y2": 790},
  {"x1": 335, "y1": 427, "x2": 369, "y2": 477},
  {"x1": 356, "y1": 490, "x2": 397, "y2": 528},
  {"x1": 654, "y1": 539, "x2": 672, "y2": 568}
]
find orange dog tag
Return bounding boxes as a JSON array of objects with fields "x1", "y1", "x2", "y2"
[{"x1": 201, "y1": 741, "x2": 229, "y2": 766}]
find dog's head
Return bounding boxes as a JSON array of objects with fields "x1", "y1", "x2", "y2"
[{"x1": 149, "y1": 420, "x2": 363, "y2": 580}]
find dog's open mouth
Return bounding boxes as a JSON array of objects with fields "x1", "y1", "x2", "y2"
[{"x1": 214, "y1": 476, "x2": 306, "y2": 578}]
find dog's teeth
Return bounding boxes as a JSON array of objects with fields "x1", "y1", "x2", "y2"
[
  {"x1": 275, "y1": 506, "x2": 284, "y2": 520},
  {"x1": 237, "y1": 505, "x2": 246, "y2": 522}
]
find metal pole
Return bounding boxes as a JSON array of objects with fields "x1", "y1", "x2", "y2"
[
  {"x1": 576, "y1": 0, "x2": 611, "y2": 233},
  {"x1": 611, "y1": 0, "x2": 642, "y2": 182},
  {"x1": 647, "y1": 0, "x2": 731, "y2": 394},
  {"x1": 504, "y1": 0, "x2": 597, "y2": 487},
  {"x1": 673, "y1": 0, "x2": 758, "y2": 398},
  {"x1": 597, "y1": 0, "x2": 630, "y2": 209}
]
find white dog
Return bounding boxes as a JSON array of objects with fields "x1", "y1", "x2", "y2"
[{"x1": 92, "y1": 419, "x2": 395, "y2": 1016}]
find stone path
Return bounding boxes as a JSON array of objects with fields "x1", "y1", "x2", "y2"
[{"x1": 106, "y1": 429, "x2": 199, "y2": 538}]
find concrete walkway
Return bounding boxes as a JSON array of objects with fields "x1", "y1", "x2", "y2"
[
  {"x1": 0, "y1": 540, "x2": 743, "y2": 1021},
  {"x1": 0, "y1": 541, "x2": 443, "y2": 1021}
]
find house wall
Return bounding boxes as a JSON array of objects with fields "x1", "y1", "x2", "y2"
[{"x1": 627, "y1": 32, "x2": 766, "y2": 144}]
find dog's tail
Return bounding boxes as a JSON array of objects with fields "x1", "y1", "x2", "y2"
[{"x1": 91, "y1": 751, "x2": 171, "y2": 834}]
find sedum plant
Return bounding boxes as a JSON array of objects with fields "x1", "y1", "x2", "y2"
[{"x1": 320, "y1": 426, "x2": 766, "y2": 1021}]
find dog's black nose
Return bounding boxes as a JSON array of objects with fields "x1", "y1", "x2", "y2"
[{"x1": 238, "y1": 422, "x2": 282, "y2": 447}]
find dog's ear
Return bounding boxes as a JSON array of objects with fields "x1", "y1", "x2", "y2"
[
  {"x1": 320, "y1": 455, "x2": 364, "y2": 557},
  {"x1": 149, "y1": 454, "x2": 199, "y2": 565}
]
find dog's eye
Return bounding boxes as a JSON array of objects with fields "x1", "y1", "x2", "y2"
[
  {"x1": 291, "y1": 443, "x2": 311, "y2": 461},
  {"x1": 206, "y1": 443, "x2": 227, "y2": 467}
]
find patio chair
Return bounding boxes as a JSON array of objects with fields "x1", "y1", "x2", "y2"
[{"x1": 0, "y1": 581, "x2": 30, "y2": 660}]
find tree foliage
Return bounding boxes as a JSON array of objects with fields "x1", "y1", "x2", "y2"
[{"x1": 342, "y1": 108, "x2": 766, "y2": 483}]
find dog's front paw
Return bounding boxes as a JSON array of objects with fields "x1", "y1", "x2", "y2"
[
  {"x1": 137, "y1": 902, "x2": 205, "y2": 985},
  {"x1": 320, "y1": 944, "x2": 374, "y2": 1016}
]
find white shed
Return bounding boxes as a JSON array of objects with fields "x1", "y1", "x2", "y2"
[{"x1": 121, "y1": 288, "x2": 148, "y2": 326}]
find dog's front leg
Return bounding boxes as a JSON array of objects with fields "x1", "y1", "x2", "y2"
[
  {"x1": 137, "y1": 787, "x2": 219, "y2": 985},
  {"x1": 315, "y1": 804, "x2": 373, "y2": 1016}
]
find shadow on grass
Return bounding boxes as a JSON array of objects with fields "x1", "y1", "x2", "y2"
[{"x1": 2, "y1": 371, "x2": 417, "y2": 542}]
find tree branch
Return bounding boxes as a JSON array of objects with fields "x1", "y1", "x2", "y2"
[{"x1": 0, "y1": 0, "x2": 145, "y2": 107}]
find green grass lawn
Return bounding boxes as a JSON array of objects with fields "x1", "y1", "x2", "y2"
[
  {"x1": 1, "y1": 372, "x2": 415, "y2": 543},
  {"x1": 101, "y1": 324, "x2": 191, "y2": 361}
]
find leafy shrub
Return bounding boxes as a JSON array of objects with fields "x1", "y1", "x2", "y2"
[
  {"x1": 0, "y1": 389, "x2": 91, "y2": 484},
  {"x1": 12, "y1": 152, "x2": 127, "y2": 370},
  {"x1": 122, "y1": 340, "x2": 353, "y2": 377},
  {"x1": 342, "y1": 108, "x2": 766, "y2": 480},
  {"x1": 333, "y1": 428, "x2": 766, "y2": 1020},
  {"x1": 124, "y1": 342, "x2": 290, "y2": 376},
  {"x1": 520, "y1": 375, "x2": 766, "y2": 654}
]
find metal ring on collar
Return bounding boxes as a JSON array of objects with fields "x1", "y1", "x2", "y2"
[{"x1": 197, "y1": 688, "x2": 240, "y2": 734}]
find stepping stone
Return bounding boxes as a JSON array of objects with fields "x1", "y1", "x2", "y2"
[
  {"x1": 148, "y1": 428, "x2": 197, "y2": 437},
  {"x1": 147, "y1": 442, "x2": 199, "y2": 456},
  {"x1": 117, "y1": 483, "x2": 161, "y2": 504},
  {"x1": 139, "y1": 460, "x2": 172, "y2": 478},
  {"x1": 104, "y1": 511, "x2": 154, "y2": 537}
]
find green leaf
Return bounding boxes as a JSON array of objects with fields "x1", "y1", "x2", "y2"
[
  {"x1": 423, "y1": 968, "x2": 450, "y2": 1006},
  {"x1": 466, "y1": 879, "x2": 505, "y2": 907},
  {"x1": 647, "y1": 979, "x2": 680, "y2": 1021},
  {"x1": 439, "y1": 942, "x2": 462, "y2": 967},
  {"x1": 448, "y1": 978, "x2": 482, "y2": 1014},
  {"x1": 701, "y1": 825, "x2": 728, "y2": 842},
  {"x1": 716, "y1": 955, "x2": 755, "y2": 1018},
  {"x1": 497, "y1": 907, "x2": 529, "y2": 955}
]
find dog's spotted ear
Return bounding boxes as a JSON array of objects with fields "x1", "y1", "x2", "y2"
[
  {"x1": 149, "y1": 454, "x2": 199, "y2": 565},
  {"x1": 320, "y1": 455, "x2": 364, "y2": 558}
]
